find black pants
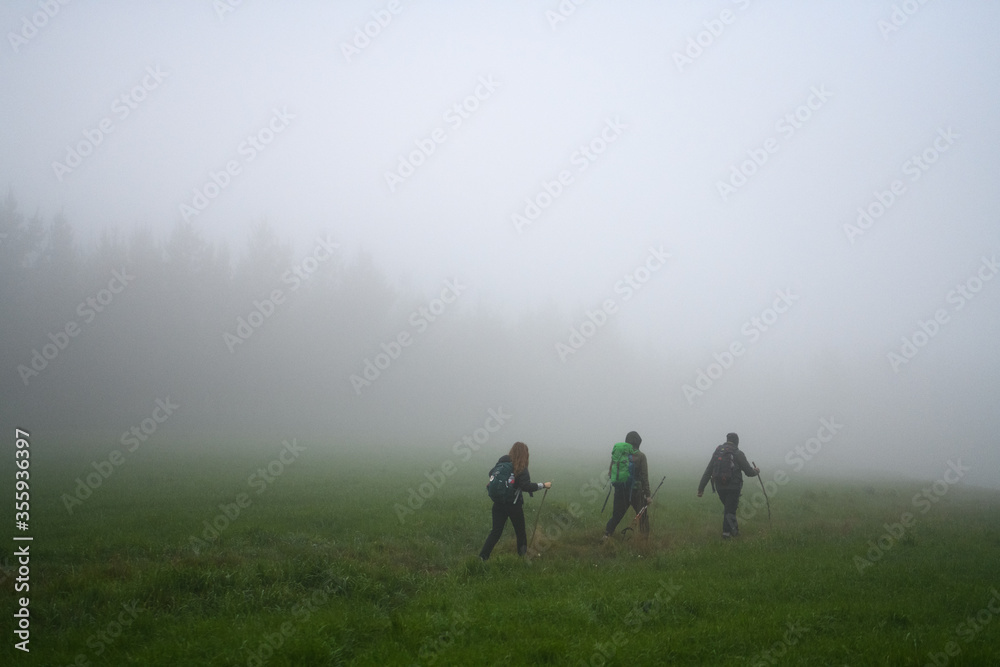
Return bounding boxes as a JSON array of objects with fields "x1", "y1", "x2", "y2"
[
  {"x1": 717, "y1": 487, "x2": 741, "y2": 536},
  {"x1": 479, "y1": 501, "x2": 526, "y2": 560},
  {"x1": 604, "y1": 484, "x2": 648, "y2": 536}
]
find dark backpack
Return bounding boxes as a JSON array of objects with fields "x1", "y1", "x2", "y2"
[
  {"x1": 711, "y1": 444, "x2": 739, "y2": 486},
  {"x1": 487, "y1": 460, "x2": 517, "y2": 503}
]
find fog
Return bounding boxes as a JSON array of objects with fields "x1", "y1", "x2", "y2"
[{"x1": 2, "y1": 1, "x2": 998, "y2": 487}]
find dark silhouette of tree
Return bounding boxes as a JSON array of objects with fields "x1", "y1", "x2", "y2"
[{"x1": 0, "y1": 196, "x2": 675, "y2": 448}]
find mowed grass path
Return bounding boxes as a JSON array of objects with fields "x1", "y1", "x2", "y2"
[{"x1": 5, "y1": 439, "x2": 1000, "y2": 666}]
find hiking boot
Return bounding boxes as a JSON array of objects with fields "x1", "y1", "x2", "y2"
[{"x1": 722, "y1": 532, "x2": 732, "y2": 539}]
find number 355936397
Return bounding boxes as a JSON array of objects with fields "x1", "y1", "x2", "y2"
[{"x1": 15, "y1": 429, "x2": 30, "y2": 528}]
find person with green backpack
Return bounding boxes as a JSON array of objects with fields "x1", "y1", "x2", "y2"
[
  {"x1": 602, "y1": 431, "x2": 650, "y2": 540},
  {"x1": 479, "y1": 441, "x2": 552, "y2": 561},
  {"x1": 697, "y1": 432, "x2": 759, "y2": 538}
]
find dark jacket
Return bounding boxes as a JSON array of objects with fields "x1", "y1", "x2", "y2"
[
  {"x1": 698, "y1": 443, "x2": 757, "y2": 493},
  {"x1": 630, "y1": 449, "x2": 650, "y2": 500},
  {"x1": 494, "y1": 454, "x2": 544, "y2": 504}
]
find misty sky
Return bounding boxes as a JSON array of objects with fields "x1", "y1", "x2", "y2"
[{"x1": 2, "y1": 1, "x2": 999, "y2": 487}]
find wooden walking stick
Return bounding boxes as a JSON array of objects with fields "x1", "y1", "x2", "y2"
[
  {"x1": 528, "y1": 487, "x2": 548, "y2": 556},
  {"x1": 622, "y1": 476, "x2": 666, "y2": 537},
  {"x1": 752, "y1": 461, "x2": 771, "y2": 522},
  {"x1": 601, "y1": 479, "x2": 612, "y2": 514}
]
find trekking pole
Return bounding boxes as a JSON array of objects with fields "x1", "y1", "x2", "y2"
[
  {"x1": 528, "y1": 487, "x2": 549, "y2": 556},
  {"x1": 601, "y1": 479, "x2": 612, "y2": 514},
  {"x1": 752, "y1": 461, "x2": 771, "y2": 522},
  {"x1": 622, "y1": 476, "x2": 665, "y2": 536}
]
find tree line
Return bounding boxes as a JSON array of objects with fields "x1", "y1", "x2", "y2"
[{"x1": 1, "y1": 195, "x2": 658, "y2": 448}]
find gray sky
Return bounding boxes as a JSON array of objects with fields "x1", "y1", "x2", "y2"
[{"x1": 2, "y1": 1, "x2": 999, "y2": 486}]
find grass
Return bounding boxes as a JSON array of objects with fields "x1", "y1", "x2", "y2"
[{"x1": 5, "y1": 439, "x2": 1000, "y2": 665}]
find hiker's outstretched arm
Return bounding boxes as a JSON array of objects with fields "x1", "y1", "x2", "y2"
[
  {"x1": 639, "y1": 454, "x2": 650, "y2": 498},
  {"x1": 697, "y1": 458, "x2": 713, "y2": 494},
  {"x1": 516, "y1": 468, "x2": 546, "y2": 492},
  {"x1": 736, "y1": 450, "x2": 758, "y2": 477}
]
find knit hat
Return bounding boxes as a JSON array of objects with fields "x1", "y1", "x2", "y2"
[
  {"x1": 726, "y1": 432, "x2": 739, "y2": 446},
  {"x1": 626, "y1": 431, "x2": 642, "y2": 448}
]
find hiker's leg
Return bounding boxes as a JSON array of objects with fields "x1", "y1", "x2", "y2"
[
  {"x1": 511, "y1": 504, "x2": 528, "y2": 556},
  {"x1": 715, "y1": 488, "x2": 730, "y2": 537},
  {"x1": 630, "y1": 492, "x2": 650, "y2": 536},
  {"x1": 479, "y1": 502, "x2": 507, "y2": 560},
  {"x1": 720, "y1": 489, "x2": 740, "y2": 536},
  {"x1": 727, "y1": 490, "x2": 741, "y2": 536},
  {"x1": 605, "y1": 485, "x2": 629, "y2": 535}
]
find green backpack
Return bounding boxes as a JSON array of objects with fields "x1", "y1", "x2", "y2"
[
  {"x1": 609, "y1": 442, "x2": 635, "y2": 486},
  {"x1": 487, "y1": 460, "x2": 517, "y2": 503}
]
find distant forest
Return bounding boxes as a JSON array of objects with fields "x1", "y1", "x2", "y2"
[{"x1": 1, "y1": 195, "x2": 664, "y2": 448}]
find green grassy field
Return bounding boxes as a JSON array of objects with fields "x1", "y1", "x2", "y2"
[{"x1": 5, "y1": 438, "x2": 1000, "y2": 666}]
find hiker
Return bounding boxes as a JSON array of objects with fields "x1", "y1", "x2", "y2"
[
  {"x1": 697, "y1": 432, "x2": 759, "y2": 538},
  {"x1": 603, "y1": 431, "x2": 650, "y2": 539},
  {"x1": 479, "y1": 441, "x2": 551, "y2": 560}
]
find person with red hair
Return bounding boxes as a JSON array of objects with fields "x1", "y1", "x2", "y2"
[{"x1": 479, "y1": 441, "x2": 552, "y2": 560}]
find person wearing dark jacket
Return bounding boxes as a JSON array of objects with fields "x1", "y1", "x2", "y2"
[
  {"x1": 479, "y1": 441, "x2": 551, "y2": 560},
  {"x1": 628, "y1": 435, "x2": 652, "y2": 536},
  {"x1": 697, "y1": 432, "x2": 759, "y2": 538},
  {"x1": 603, "y1": 431, "x2": 649, "y2": 539}
]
